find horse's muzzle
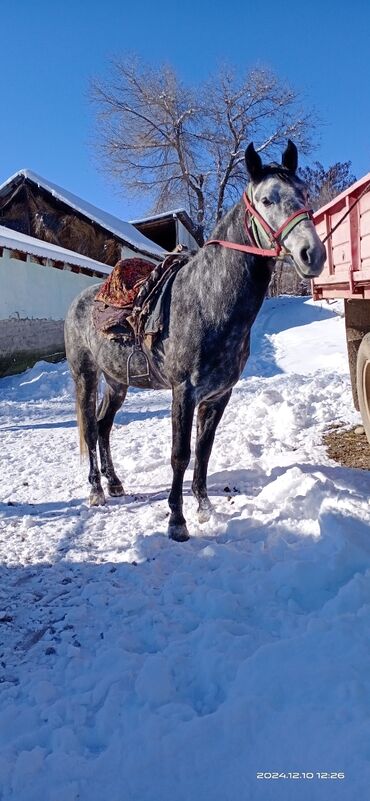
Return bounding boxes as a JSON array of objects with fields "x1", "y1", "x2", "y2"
[{"x1": 293, "y1": 239, "x2": 326, "y2": 278}]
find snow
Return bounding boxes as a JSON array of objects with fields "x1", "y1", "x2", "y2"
[
  {"x1": 0, "y1": 295, "x2": 369, "y2": 800},
  {"x1": 0, "y1": 170, "x2": 166, "y2": 258},
  {"x1": 0, "y1": 226, "x2": 111, "y2": 276},
  {"x1": 130, "y1": 208, "x2": 187, "y2": 223}
]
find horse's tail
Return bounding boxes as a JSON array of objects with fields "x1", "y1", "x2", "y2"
[{"x1": 76, "y1": 394, "x2": 88, "y2": 460}]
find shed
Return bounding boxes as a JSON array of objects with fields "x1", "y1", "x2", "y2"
[
  {"x1": 0, "y1": 169, "x2": 166, "y2": 266},
  {"x1": 130, "y1": 209, "x2": 200, "y2": 253}
]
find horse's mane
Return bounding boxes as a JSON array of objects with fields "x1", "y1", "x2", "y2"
[{"x1": 257, "y1": 162, "x2": 305, "y2": 187}]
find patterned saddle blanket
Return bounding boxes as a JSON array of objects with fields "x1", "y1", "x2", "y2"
[
  {"x1": 92, "y1": 253, "x2": 189, "y2": 343},
  {"x1": 93, "y1": 258, "x2": 155, "y2": 342},
  {"x1": 96, "y1": 258, "x2": 155, "y2": 309}
]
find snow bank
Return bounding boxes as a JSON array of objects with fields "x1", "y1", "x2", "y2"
[{"x1": 0, "y1": 296, "x2": 369, "y2": 801}]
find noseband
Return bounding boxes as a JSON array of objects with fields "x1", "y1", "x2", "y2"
[{"x1": 205, "y1": 189, "x2": 313, "y2": 259}]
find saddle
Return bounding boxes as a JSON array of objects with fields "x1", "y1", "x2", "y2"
[
  {"x1": 92, "y1": 250, "x2": 190, "y2": 383},
  {"x1": 93, "y1": 258, "x2": 155, "y2": 344}
]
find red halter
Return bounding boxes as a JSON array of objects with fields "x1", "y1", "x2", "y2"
[{"x1": 205, "y1": 191, "x2": 313, "y2": 259}]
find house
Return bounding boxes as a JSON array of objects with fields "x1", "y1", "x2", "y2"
[
  {"x1": 0, "y1": 225, "x2": 112, "y2": 376},
  {"x1": 0, "y1": 169, "x2": 166, "y2": 265},
  {"x1": 0, "y1": 169, "x2": 199, "y2": 376},
  {"x1": 0, "y1": 170, "x2": 164, "y2": 376}
]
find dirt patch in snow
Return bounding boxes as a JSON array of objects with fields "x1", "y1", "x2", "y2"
[{"x1": 323, "y1": 425, "x2": 370, "y2": 470}]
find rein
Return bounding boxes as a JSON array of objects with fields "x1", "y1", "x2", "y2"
[{"x1": 205, "y1": 189, "x2": 313, "y2": 260}]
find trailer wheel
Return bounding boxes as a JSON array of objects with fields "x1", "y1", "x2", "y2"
[{"x1": 356, "y1": 334, "x2": 370, "y2": 444}]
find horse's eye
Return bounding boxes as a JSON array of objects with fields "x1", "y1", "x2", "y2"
[{"x1": 262, "y1": 197, "x2": 272, "y2": 207}]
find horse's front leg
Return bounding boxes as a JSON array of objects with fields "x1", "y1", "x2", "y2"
[
  {"x1": 192, "y1": 390, "x2": 232, "y2": 523},
  {"x1": 97, "y1": 378, "x2": 127, "y2": 496},
  {"x1": 168, "y1": 383, "x2": 195, "y2": 542}
]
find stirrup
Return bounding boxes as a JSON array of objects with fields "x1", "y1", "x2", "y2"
[{"x1": 126, "y1": 341, "x2": 150, "y2": 384}]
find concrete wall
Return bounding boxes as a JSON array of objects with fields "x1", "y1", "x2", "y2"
[
  {"x1": 0, "y1": 246, "x2": 161, "y2": 376},
  {"x1": 0, "y1": 249, "x2": 103, "y2": 320},
  {"x1": 0, "y1": 318, "x2": 66, "y2": 376},
  {"x1": 0, "y1": 249, "x2": 105, "y2": 376}
]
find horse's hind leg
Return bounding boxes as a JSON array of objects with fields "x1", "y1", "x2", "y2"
[
  {"x1": 97, "y1": 378, "x2": 127, "y2": 496},
  {"x1": 74, "y1": 363, "x2": 105, "y2": 507},
  {"x1": 192, "y1": 390, "x2": 232, "y2": 523}
]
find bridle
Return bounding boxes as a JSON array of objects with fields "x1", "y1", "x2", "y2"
[{"x1": 205, "y1": 187, "x2": 313, "y2": 260}]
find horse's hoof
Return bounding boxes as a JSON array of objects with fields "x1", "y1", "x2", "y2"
[
  {"x1": 108, "y1": 482, "x2": 125, "y2": 497},
  {"x1": 168, "y1": 523, "x2": 190, "y2": 542},
  {"x1": 89, "y1": 488, "x2": 106, "y2": 507},
  {"x1": 197, "y1": 499, "x2": 213, "y2": 524}
]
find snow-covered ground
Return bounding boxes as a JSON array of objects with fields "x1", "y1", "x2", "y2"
[{"x1": 1, "y1": 296, "x2": 369, "y2": 801}]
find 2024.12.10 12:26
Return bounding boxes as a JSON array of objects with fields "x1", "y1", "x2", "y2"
[{"x1": 256, "y1": 772, "x2": 345, "y2": 780}]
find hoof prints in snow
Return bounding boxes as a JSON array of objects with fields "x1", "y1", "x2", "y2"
[{"x1": 0, "y1": 297, "x2": 369, "y2": 801}]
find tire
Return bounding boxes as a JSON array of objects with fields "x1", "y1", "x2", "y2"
[{"x1": 356, "y1": 333, "x2": 370, "y2": 444}]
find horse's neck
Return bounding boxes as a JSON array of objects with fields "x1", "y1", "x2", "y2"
[
  {"x1": 204, "y1": 201, "x2": 273, "y2": 304},
  {"x1": 209, "y1": 200, "x2": 245, "y2": 246}
]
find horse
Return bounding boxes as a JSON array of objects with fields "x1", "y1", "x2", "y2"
[{"x1": 64, "y1": 141, "x2": 326, "y2": 542}]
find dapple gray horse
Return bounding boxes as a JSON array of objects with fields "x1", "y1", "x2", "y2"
[{"x1": 65, "y1": 141, "x2": 325, "y2": 541}]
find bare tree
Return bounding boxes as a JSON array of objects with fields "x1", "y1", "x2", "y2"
[
  {"x1": 91, "y1": 58, "x2": 316, "y2": 244},
  {"x1": 299, "y1": 161, "x2": 356, "y2": 210}
]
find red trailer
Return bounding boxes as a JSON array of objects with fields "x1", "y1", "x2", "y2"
[{"x1": 312, "y1": 172, "x2": 370, "y2": 439}]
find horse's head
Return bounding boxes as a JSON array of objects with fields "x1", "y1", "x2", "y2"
[{"x1": 245, "y1": 141, "x2": 326, "y2": 278}]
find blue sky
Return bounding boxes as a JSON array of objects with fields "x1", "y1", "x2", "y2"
[{"x1": 1, "y1": 0, "x2": 368, "y2": 221}]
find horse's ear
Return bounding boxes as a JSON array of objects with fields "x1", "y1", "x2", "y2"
[
  {"x1": 281, "y1": 140, "x2": 298, "y2": 173},
  {"x1": 245, "y1": 143, "x2": 263, "y2": 181}
]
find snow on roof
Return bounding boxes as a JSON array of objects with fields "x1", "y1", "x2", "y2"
[
  {"x1": 130, "y1": 208, "x2": 188, "y2": 224},
  {"x1": 0, "y1": 169, "x2": 166, "y2": 259},
  {"x1": 0, "y1": 225, "x2": 111, "y2": 275}
]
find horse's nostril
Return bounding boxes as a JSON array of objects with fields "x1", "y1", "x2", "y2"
[{"x1": 300, "y1": 246, "x2": 310, "y2": 265}]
